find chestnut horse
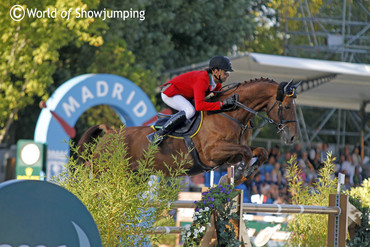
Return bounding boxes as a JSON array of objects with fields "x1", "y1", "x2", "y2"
[{"x1": 78, "y1": 78, "x2": 300, "y2": 184}]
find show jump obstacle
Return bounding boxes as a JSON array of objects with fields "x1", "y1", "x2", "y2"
[{"x1": 149, "y1": 170, "x2": 361, "y2": 247}]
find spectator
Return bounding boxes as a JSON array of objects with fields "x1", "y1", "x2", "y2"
[
  {"x1": 298, "y1": 151, "x2": 316, "y2": 181},
  {"x1": 334, "y1": 155, "x2": 343, "y2": 175},
  {"x1": 351, "y1": 146, "x2": 362, "y2": 167},
  {"x1": 311, "y1": 152, "x2": 323, "y2": 170},
  {"x1": 190, "y1": 173, "x2": 205, "y2": 192},
  {"x1": 270, "y1": 183, "x2": 280, "y2": 201},
  {"x1": 275, "y1": 169, "x2": 286, "y2": 191},
  {"x1": 307, "y1": 178, "x2": 317, "y2": 194},
  {"x1": 261, "y1": 185, "x2": 273, "y2": 204},
  {"x1": 342, "y1": 175, "x2": 352, "y2": 191},
  {"x1": 342, "y1": 145, "x2": 351, "y2": 159},
  {"x1": 307, "y1": 143, "x2": 317, "y2": 162},
  {"x1": 261, "y1": 156, "x2": 275, "y2": 174},
  {"x1": 278, "y1": 151, "x2": 292, "y2": 165},
  {"x1": 271, "y1": 162, "x2": 282, "y2": 184},
  {"x1": 321, "y1": 143, "x2": 331, "y2": 161},
  {"x1": 315, "y1": 143, "x2": 324, "y2": 161},
  {"x1": 263, "y1": 172, "x2": 272, "y2": 186},
  {"x1": 297, "y1": 164, "x2": 306, "y2": 183},
  {"x1": 251, "y1": 173, "x2": 263, "y2": 195},
  {"x1": 273, "y1": 193, "x2": 286, "y2": 205},
  {"x1": 292, "y1": 143, "x2": 303, "y2": 160},
  {"x1": 353, "y1": 166, "x2": 363, "y2": 187},
  {"x1": 341, "y1": 155, "x2": 355, "y2": 184},
  {"x1": 269, "y1": 145, "x2": 281, "y2": 161}
]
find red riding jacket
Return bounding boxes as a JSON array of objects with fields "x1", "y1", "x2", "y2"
[{"x1": 162, "y1": 70, "x2": 222, "y2": 111}]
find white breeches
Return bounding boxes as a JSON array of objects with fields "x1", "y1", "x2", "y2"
[{"x1": 161, "y1": 93, "x2": 196, "y2": 119}]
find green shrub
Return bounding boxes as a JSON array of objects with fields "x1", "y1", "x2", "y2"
[
  {"x1": 346, "y1": 178, "x2": 370, "y2": 208},
  {"x1": 54, "y1": 128, "x2": 187, "y2": 246},
  {"x1": 285, "y1": 153, "x2": 337, "y2": 247},
  {"x1": 346, "y1": 179, "x2": 370, "y2": 247}
]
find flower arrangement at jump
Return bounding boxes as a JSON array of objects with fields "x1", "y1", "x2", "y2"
[{"x1": 182, "y1": 181, "x2": 241, "y2": 246}]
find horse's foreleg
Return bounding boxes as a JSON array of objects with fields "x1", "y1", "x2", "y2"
[
  {"x1": 233, "y1": 147, "x2": 268, "y2": 186},
  {"x1": 203, "y1": 143, "x2": 253, "y2": 186},
  {"x1": 204, "y1": 143, "x2": 253, "y2": 168},
  {"x1": 242, "y1": 147, "x2": 268, "y2": 180},
  {"x1": 252, "y1": 147, "x2": 268, "y2": 164}
]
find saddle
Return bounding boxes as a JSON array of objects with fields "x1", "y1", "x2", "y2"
[
  {"x1": 151, "y1": 111, "x2": 202, "y2": 138},
  {"x1": 150, "y1": 111, "x2": 212, "y2": 175}
]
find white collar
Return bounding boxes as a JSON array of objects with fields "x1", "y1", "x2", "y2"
[{"x1": 210, "y1": 76, "x2": 216, "y2": 91}]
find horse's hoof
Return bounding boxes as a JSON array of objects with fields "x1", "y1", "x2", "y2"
[
  {"x1": 234, "y1": 161, "x2": 247, "y2": 180},
  {"x1": 243, "y1": 160, "x2": 260, "y2": 178}
]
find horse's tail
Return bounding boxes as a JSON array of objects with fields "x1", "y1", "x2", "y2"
[{"x1": 77, "y1": 124, "x2": 112, "y2": 162}]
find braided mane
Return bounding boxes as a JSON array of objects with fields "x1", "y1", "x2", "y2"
[
  {"x1": 240, "y1": 77, "x2": 278, "y2": 85},
  {"x1": 210, "y1": 77, "x2": 278, "y2": 101}
]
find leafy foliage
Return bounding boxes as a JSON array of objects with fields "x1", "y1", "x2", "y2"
[
  {"x1": 243, "y1": 0, "x2": 284, "y2": 54},
  {"x1": 0, "y1": 0, "x2": 105, "y2": 142},
  {"x1": 346, "y1": 178, "x2": 370, "y2": 208},
  {"x1": 100, "y1": 0, "x2": 255, "y2": 72},
  {"x1": 346, "y1": 179, "x2": 370, "y2": 247},
  {"x1": 285, "y1": 153, "x2": 337, "y2": 247},
  {"x1": 182, "y1": 182, "x2": 241, "y2": 246},
  {"x1": 54, "y1": 127, "x2": 187, "y2": 246}
]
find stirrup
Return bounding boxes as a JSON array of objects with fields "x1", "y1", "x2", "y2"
[{"x1": 147, "y1": 132, "x2": 165, "y2": 145}]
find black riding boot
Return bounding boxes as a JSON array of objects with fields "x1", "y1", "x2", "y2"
[{"x1": 147, "y1": 111, "x2": 187, "y2": 145}]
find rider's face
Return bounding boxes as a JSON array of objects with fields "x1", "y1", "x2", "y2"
[{"x1": 214, "y1": 69, "x2": 230, "y2": 83}]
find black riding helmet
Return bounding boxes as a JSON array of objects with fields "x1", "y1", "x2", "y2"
[{"x1": 209, "y1": 55, "x2": 233, "y2": 72}]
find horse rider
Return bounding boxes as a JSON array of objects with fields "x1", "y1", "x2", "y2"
[{"x1": 148, "y1": 55, "x2": 238, "y2": 145}]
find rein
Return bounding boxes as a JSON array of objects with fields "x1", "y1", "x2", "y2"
[{"x1": 219, "y1": 99, "x2": 297, "y2": 143}]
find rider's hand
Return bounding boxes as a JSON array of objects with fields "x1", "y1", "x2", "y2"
[{"x1": 220, "y1": 94, "x2": 238, "y2": 110}]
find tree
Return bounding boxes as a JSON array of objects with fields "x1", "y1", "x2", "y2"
[
  {"x1": 99, "y1": 0, "x2": 255, "y2": 72},
  {"x1": 242, "y1": 0, "x2": 285, "y2": 54},
  {"x1": 0, "y1": 0, "x2": 105, "y2": 143}
]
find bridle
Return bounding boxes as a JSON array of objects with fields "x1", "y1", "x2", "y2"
[
  {"x1": 219, "y1": 92, "x2": 297, "y2": 144},
  {"x1": 265, "y1": 100, "x2": 298, "y2": 132}
]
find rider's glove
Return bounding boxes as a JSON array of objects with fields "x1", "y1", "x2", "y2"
[{"x1": 220, "y1": 94, "x2": 238, "y2": 110}]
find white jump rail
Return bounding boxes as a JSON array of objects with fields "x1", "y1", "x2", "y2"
[
  {"x1": 168, "y1": 200, "x2": 340, "y2": 215},
  {"x1": 242, "y1": 203, "x2": 341, "y2": 215},
  {"x1": 149, "y1": 226, "x2": 184, "y2": 234}
]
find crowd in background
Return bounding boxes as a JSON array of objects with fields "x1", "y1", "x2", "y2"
[{"x1": 186, "y1": 143, "x2": 370, "y2": 204}]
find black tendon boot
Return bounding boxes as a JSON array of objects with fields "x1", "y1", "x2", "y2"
[{"x1": 147, "y1": 111, "x2": 187, "y2": 145}]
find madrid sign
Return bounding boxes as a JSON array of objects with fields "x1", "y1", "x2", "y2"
[{"x1": 34, "y1": 74, "x2": 157, "y2": 180}]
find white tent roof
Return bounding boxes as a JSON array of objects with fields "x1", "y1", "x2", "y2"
[
  {"x1": 228, "y1": 53, "x2": 370, "y2": 112},
  {"x1": 169, "y1": 52, "x2": 370, "y2": 112}
]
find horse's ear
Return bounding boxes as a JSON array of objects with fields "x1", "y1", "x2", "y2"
[
  {"x1": 283, "y1": 79, "x2": 293, "y2": 94},
  {"x1": 293, "y1": 81, "x2": 302, "y2": 89}
]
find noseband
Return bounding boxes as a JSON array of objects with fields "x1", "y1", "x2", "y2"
[{"x1": 266, "y1": 101, "x2": 297, "y2": 133}]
